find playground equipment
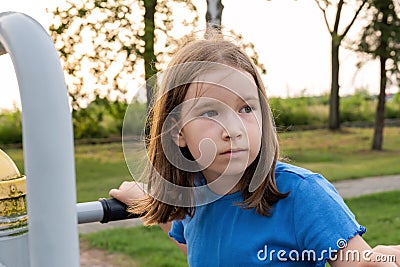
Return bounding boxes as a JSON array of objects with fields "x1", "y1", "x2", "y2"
[{"x1": 0, "y1": 12, "x2": 133, "y2": 266}]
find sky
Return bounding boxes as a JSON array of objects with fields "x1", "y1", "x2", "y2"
[{"x1": 0, "y1": 0, "x2": 391, "y2": 110}]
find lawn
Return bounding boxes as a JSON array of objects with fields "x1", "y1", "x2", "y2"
[
  {"x1": 3, "y1": 127, "x2": 400, "y2": 202},
  {"x1": 1, "y1": 127, "x2": 400, "y2": 266},
  {"x1": 278, "y1": 127, "x2": 400, "y2": 181},
  {"x1": 82, "y1": 226, "x2": 188, "y2": 267},
  {"x1": 345, "y1": 190, "x2": 400, "y2": 246}
]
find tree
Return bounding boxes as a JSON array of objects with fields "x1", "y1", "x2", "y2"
[
  {"x1": 314, "y1": 0, "x2": 368, "y2": 129},
  {"x1": 143, "y1": 0, "x2": 157, "y2": 112},
  {"x1": 356, "y1": 0, "x2": 400, "y2": 150},
  {"x1": 48, "y1": 0, "x2": 198, "y2": 110},
  {"x1": 206, "y1": 0, "x2": 224, "y2": 30},
  {"x1": 205, "y1": 0, "x2": 267, "y2": 75}
]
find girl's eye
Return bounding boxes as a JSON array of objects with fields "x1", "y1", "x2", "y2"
[
  {"x1": 239, "y1": 106, "x2": 254, "y2": 113},
  {"x1": 200, "y1": 110, "x2": 218, "y2": 118}
]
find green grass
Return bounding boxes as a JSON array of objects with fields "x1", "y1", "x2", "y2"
[
  {"x1": 279, "y1": 127, "x2": 400, "y2": 181},
  {"x1": 345, "y1": 190, "x2": 400, "y2": 246},
  {"x1": 1, "y1": 127, "x2": 400, "y2": 266},
  {"x1": 3, "y1": 143, "x2": 134, "y2": 202},
  {"x1": 82, "y1": 226, "x2": 188, "y2": 267},
  {"x1": 2, "y1": 127, "x2": 400, "y2": 201}
]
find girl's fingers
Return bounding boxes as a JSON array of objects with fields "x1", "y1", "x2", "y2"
[
  {"x1": 368, "y1": 245, "x2": 400, "y2": 266},
  {"x1": 109, "y1": 181, "x2": 147, "y2": 204},
  {"x1": 108, "y1": 188, "x2": 120, "y2": 198}
]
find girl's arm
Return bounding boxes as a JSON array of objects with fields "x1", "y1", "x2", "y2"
[
  {"x1": 159, "y1": 222, "x2": 188, "y2": 255},
  {"x1": 109, "y1": 181, "x2": 188, "y2": 255},
  {"x1": 329, "y1": 235, "x2": 400, "y2": 267}
]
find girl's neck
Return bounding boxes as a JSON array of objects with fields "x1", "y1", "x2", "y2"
[{"x1": 202, "y1": 171, "x2": 242, "y2": 195}]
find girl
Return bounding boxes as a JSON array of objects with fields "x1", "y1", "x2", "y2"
[{"x1": 110, "y1": 34, "x2": 400, "y2": 266}]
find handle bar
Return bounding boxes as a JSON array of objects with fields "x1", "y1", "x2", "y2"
[{"x1": 77, "y1": 198, "x2": 140, "y2": 224}]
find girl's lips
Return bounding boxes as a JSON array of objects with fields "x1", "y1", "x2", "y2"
[
  {"x1": 220, "y1": 149, "x2": 247, "y2": 157},
  {"x1": 221, "y1": 148, "x2": 246, "y2": 154}
]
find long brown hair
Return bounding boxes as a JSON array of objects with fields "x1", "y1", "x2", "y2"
[{"x1": 129, "y1": 33, "x2": 288, "y2": 225}]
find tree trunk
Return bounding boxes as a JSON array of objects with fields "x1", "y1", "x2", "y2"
[
  {"x1": 329, "y1": 39, "x2": 341, "y2": 130},
  {"x1": 206, "y1": 0, "x2": 224, "y2": 30},
  {"x1": 372, "y1": 56, "x2": 387, "y2": 150},
  {"x1": 143, "y1": 0, "x2": 157, "y2": 112}
]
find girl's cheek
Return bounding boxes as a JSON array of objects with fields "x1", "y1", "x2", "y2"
[
  {"x1": 199, "y1": 120, "x2": 222, "y2": 135},
  {"x1": 246, "y1": 116, "x2": 262, "y2": 132}
]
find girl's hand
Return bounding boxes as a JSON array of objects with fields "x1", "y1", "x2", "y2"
[
  {"x1": 359, "y1": 245, "x2": 400, "y2": 267},
  {"x1": 110, "y1": 183, "x2": 187, "y2": 255},
  {"x1": 109, "y1": 181, "x2": 147, "y2": 205},
  {"x1": 330, "y1": 235, "x2": 400, "y2": 267}
]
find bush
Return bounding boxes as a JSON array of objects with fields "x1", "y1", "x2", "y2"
[
  {"x1": 270, "y1": 97, "x2": 328, "y2": 128},
  {"x1": 386, "y1": 93, "x2": 400, "y2": 119},
  {"x1": 1, "y1": 93, "x2": 399, "y2": 145},
  {"x1": 0, "y1": 111, "x2": 22, "y2": 144},
  {"x1": 122, "y1": 100, "x2": 147, "y2": 137},
  {"x1": 340, "y1": 94, "x2": 375, "y2": 122},
  {"x1": 72, "y1": 95, "x2": 131, "y2": 139}
]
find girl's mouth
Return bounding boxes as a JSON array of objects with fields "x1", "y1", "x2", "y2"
[{"x1": 220, "y1": 149, "x2": 247, "y2": 157}]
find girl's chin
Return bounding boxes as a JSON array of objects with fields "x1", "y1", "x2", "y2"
[{"x1": 202, "y1": 167, "x2": 247, "y2": 180}]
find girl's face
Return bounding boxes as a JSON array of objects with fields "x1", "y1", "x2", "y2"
[{"x1": 176, "y1": 67, "x2": 262, "y2": 184}]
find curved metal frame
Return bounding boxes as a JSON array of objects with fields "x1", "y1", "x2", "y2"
[{"x1": 0, "y1": 12, "x2": 79, "y2": 266}]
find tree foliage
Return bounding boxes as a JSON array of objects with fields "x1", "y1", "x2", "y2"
[
  {"x1": 48, "y1": 0, "x2": 198, "y2": 110},
  {"x1": 355, "y1": 0, "x2": 400, "y2": 150},
  {"x1": 357, "y1": 0, "x2": 400, "y2": 80}
]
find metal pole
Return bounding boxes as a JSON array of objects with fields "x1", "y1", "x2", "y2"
[{"x1": 0, "y1": 12, "x2": 79, "y2": 266}]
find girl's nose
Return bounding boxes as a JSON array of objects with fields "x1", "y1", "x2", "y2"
[
  {"x1": 222, "y1": 129, "x2": 242, "y2": 140},
  {"x1": 221, "y1": 116, "x2": 244, "y2": 141}
]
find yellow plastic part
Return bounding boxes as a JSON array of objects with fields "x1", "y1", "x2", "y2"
[
  {"x1": 0, "y1": 177, "x2": 26, "y2": 200},
  {"x1": 0, "y1": 149, "x2": 27, "y2": 223},
  {"x1": 0, "y1": 149, "x2": 21, "y2": 181}
]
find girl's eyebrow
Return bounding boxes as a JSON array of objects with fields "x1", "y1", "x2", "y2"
[
  {"x1": 182, "y1": 99, "x2": 216, "y2": 116},
  {"x1": 193, "y1": 99, "x2": 217, "y2": 110},
  {"x1": 242, "y1": 96, "x2": 259, "y2": 101},
  {"x1": 238, "y1": 96, "x2": 259, "y2": 103}
]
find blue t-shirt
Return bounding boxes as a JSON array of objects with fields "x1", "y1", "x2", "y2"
[{"x1": 169, "y1": 162, "x2": 366, "y2": 266}]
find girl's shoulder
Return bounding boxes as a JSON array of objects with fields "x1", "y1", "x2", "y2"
[
  {"x1": 274, "y1": 161, "x2": 338, "y2": 196},
  {"x1": 275, "y1": 161, "x2": 316, "y2": 179}
]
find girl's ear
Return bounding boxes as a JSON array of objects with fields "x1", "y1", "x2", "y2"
[
  {"x1": 177, "y1": 130, "x2": 187, "y2": 148},
  {"x1": 170, "y1": 118, "x2": 187, "y2": 148}
]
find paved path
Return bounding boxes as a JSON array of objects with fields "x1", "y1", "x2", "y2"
[
  {"x1": 332, "y1": 174, "x2": 400, "y2": 198},
  {"x1": 78, "y1": 174, "x2": 400, "y2": 234}
]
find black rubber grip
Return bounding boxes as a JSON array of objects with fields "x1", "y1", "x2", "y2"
[{"x1": 98, "y1": 198, "x2": 140, "y2": 223}]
